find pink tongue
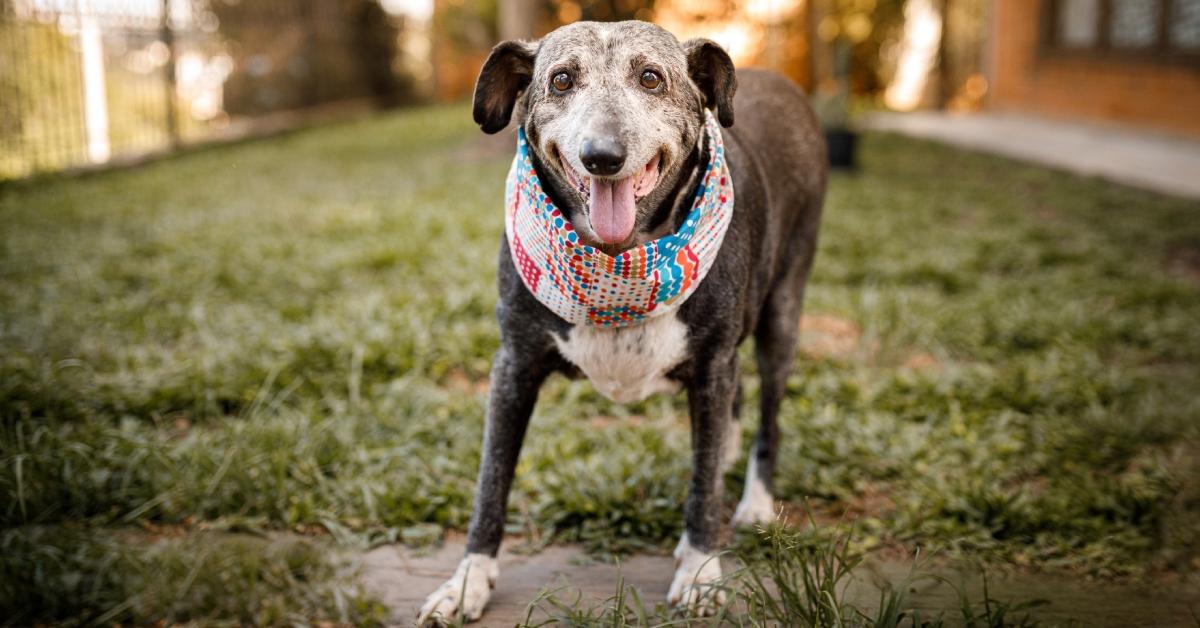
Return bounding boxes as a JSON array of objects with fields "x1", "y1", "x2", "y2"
[{"x1": 589, "y1": 177, "x2": 636, "y2": 244}]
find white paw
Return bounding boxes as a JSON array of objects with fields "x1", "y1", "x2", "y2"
[
  {"x1": 667, "y1": 534, "x2": 726, "y2": 615},
  {"x1": 731, "y1": 456, "x2": 776, "y2": 528},
  {"x1": 417, "y1": 553, "x2": 498, "y2": 626}
]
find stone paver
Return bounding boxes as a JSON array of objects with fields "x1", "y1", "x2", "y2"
[
  {"x1": 361, "y1": 537, "x2": 1199, "y2": 627},
  {"x1": 360, "y1": 539, "x2": 679, "y2": 627},
  {"x1": 867, "y1": 111, "x2": 1200, "y2": 200}
]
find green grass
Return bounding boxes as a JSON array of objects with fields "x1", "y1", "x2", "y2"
[
  {"x1": 2, "y1": 103, "x2": 1198, "y2": 623},
  {"x1": 0, "y1": 527, "x2": 387, "y2": 626}
]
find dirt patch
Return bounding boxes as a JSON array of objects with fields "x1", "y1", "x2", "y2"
[
  {"x1": 1166, "y1": 244, "x2": 1200, "y2": 285},
  {"x1": 442, "y1": 367, "x2": 490, "y2": 396},
  {"x1": 802, "y1": 487, "x2": 898, "y2": 528},
  {"x1": 902, "y1": 351, "x2": 942, "y2": 371},
  {"x1": 800, "y1": 313, "x2": 943, "y2": 370},
  {"x1": 799, "y1": 314, "x2": 863, "y2": 358},
  {"x1": 1030, "y1": 199, "x2": 1061, "y2": 224}
]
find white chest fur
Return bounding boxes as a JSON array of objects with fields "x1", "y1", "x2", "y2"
[{"x1": 553, "y1": 314, "x2": 690, "y2": 404}]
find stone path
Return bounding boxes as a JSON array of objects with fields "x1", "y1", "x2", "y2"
[
  {"x1": 360, "y1": 537, "x2": 1199, "y2": 627},
  {"x1": 361, "y1": 540, "x2": 678, "y2": 626},
  {"x1": 866, "y1": 111, "x2": 1200, "y2": 200}
]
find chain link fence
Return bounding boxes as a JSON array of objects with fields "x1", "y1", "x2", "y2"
[{"x1": 1, "y1": 0, "x2": 416, "y2": 180}]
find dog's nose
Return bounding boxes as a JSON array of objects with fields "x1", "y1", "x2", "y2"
[{"x1": 579, "y1": 138, "x2": 626, "y2": 177}]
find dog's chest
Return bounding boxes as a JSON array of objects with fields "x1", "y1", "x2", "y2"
[{"x1": 553, "y1": 314, "x2": 689, "y2": 404}]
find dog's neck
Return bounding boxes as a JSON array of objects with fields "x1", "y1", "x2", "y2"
[{"x1": 528, "y1": 118, "x2": 708, "y2": 255}]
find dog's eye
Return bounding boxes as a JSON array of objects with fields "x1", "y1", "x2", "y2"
[
  {"x1": 639, "y1": 70, "x2": 662, "y2": 90},
  {"x1": 551, "y1": 72, "x2": 573, "y2": 93}
]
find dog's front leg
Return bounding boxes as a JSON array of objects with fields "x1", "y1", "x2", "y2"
[
  {"x1": 418, "y1": 347, "x2": 548, "y2": 625},
  {"x1": 668, "y1": 349, "x2": 737, "y2": 614}
]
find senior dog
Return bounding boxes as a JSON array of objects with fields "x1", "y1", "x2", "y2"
[{"x1": 419, "y1": 20, "x2": 826, "y2": 624}]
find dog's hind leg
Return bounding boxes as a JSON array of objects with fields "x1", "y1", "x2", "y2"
[
  {"x1": 418, "y1": 347, "x2": 550, "y2": 626},
  {"x1": 733, "y1": 273, "x2": 808, "y2": 528}
]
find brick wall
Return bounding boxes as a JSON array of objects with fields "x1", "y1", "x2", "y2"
[{"x1": 989, "y1": 1, "x2": 1200, "y2": 137}]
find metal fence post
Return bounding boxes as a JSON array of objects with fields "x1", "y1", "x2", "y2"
[
  {"x1": 306, "y1": 0, "x2": 320, "y2": 107},
  {"x1": 162, "y1": 0, "x2": 179, "y2": 148},
  {"x1": 76, "y1": 0, "x2": 111, "y2": 164}
]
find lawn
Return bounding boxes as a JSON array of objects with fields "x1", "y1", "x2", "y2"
[{"x1": 2, "y1": 103, "x2": 1198, "y2": 625}]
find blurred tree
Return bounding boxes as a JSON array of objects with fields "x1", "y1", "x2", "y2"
[
  {"x1": 813, "y1": 0, "x2": 908, "y2": 96},
  {"x1": 653, "y1": 1, "x2": 813, "y2": 89},
  {"x1": 547, "y1": 0, "x2": 649, "y2": 22},
  {"x1": 431, "y1": 0, "x2": 499, "y2": 100},
  {"x1": 211, "y1": 0, "x2": 409, "y2": 115},
  {"x1": 934, "y1": 0, "x2": 949, "y2": 107},
  {"x1": 940, "y1": 0, "x2": 987, "y2": 111},
  {"x1": 352, "y1": 0, "x2": 414, "y2": 107},
  {"x1": 429, "y1": 0, "x2": 956, "y2": 105},
  {"x1": 500, "y1": 0, "x2": 538, "y2": 40},
  {"x1": 883, "y1": 0, "x2": 987, "y2": 111}
]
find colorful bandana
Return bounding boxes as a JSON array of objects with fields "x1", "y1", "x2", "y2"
[{"x1": 505, "y1": 111, "x2": 734, "y2": 328}]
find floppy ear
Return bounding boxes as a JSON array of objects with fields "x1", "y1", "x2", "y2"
[
  {"x1": 683, "y1": 38, "x2": 737, "y2": 128},
  {"x1": 473, "y1": 40, "x2": 537, "y2": 134}
]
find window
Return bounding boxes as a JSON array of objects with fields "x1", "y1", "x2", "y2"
[
  {"x1": 1057, "y1": 0, "x2": 1101, "y2": 48},
  {"x1": 1173, "y1": 0, "x2": 1200, "y2": 50},
  {"x1": 1110, "y1": 0, "x2": 1160, "y2": 49},
  {"x1": 1046, "y1": 0, "x2": 1200, "y2": 60}
]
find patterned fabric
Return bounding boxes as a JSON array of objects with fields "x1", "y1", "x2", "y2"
[{"x1": 505, "y1": 110, "x2": 734, "y2": 328}]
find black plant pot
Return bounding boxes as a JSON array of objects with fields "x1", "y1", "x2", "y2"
[{"x1": 825, "y1": 128, "x2": 859, "y2": 170}]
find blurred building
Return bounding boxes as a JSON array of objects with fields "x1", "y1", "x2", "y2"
[{"x1": 988, "y1": 0, "x2": 1200, "y2": 137}]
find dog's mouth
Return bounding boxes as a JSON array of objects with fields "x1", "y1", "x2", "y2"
[{"x1": 556, "y1": 149, "x2": 662, "y2": 245}]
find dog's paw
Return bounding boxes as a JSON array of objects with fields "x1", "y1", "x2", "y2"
[
  {"x1": 731, "y1": 485, "x2": 775, "y2": 528},
  {"x1": 667, "y1": 534, "x2": 726, "y2": 616},
  {"x1": 731, "y1": 457, "x2": 777, "y2": 528},
  {"x1": 416, "y1": 553, "x2": 498, "y2": 626}
]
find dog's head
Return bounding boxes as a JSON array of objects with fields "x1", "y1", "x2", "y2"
[{"x1": 473, "y1": 21, "x2": 736, "y2": 251}]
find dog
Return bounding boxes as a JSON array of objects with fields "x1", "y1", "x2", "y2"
[{"x1": 418, "y1": 20, "x2": 825, "y2": 624}]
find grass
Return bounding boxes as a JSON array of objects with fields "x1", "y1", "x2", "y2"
[
  {"x1": 0, "y1": 527, "x2": 387, "y2": 626},
  {"x1": 1, "y1": 103, "x2": 1198, "y2": 623}
]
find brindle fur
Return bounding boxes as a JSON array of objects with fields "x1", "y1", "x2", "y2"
[{"x1": 423, "y1": 20, "x2": 825, "y2": 624}]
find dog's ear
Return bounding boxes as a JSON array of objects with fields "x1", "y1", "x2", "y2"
[
  {"x1": 683, "y1": 38, "x2": 736, "y2": 128},
  {"x1": 473, "y1": 40, "x2": 537, "y2": 134}
]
